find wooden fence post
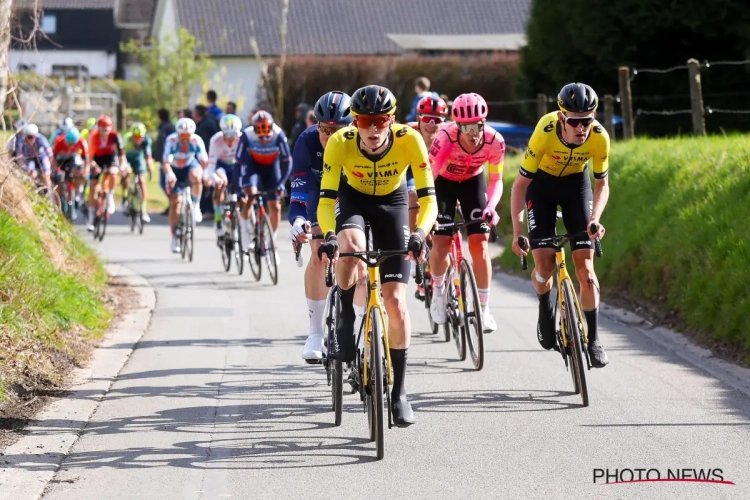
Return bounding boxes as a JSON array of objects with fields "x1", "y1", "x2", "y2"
[
  {"x1": 537, "y1": 93, "x2": 547, "y2": 118},
  {"x1": 603, "y1": 94, "x2": 615, "y2": 140},
  {"x1": 687, "y1": 58, "x2": 706, "y2": 136},
  {"x1": 116, "y1": 100, "x2": 126, "y2": 131},
  {"x1": 618, "y1": 66, "x2": 634, "y2": 139}
]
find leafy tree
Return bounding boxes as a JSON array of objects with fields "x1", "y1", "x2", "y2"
[
  {"x1": 518, "y1": 0, "x2": 750, "y2": 134},
  {"x1": 120, "y1": 27, "x2": 213, "y2": 118}
]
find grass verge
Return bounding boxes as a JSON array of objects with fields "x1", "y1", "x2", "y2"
[
  {"x1": 0, "y1": 161, "x2": 111, "y2": 402},
  {"x1": 494, "y1": 134, "x2": 750, "y2": 364}
]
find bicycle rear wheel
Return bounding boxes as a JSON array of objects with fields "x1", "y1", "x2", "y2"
[
  {"x1": 186, "y1": 202, "x2": 194, "y2": 262},
  {"x1": 135, "y1": 182, "x2": 144, "y2": 235},
  {"x1": 180, "y1": 196, "x2": 188, "y2": 260},
  {"x1": 461, "y1": 259, "x2": 484, "y2": 371},
  {"x1": 98, "y1": 194, "x2": 108, "y2": 242},
  {"x1": 329, "y1": 289, "x2": 343, "y2": 426},
  {"x1": 261, "y1": 215, "x2": 278, "y2": 285},
  {"x1": 562, "y1": 279, "x2": 588, "y2": 407},
  {"x1": 448, "y1": 278, "x2": 467, "y2": 361},
  {"x1": 221, "y1": 225, "x2": 231, "y2": 272},
  {"x1": 247, "y1": 207, "x2": 262, "y2": 281},
  {"x1": 367, "y1": 306, "x2": 385, "y2": 460},
  {"x1": 422, "y1": 264, "x2": 439, "y2": 335}
]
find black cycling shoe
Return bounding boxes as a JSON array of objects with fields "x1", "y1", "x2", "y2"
[
  {"x1": 391, "y1": 395, "x2": 416, "y2": 427},
  {"x1": 537, "y1": 322, "x2": 557, "y2": 350},
  {"x1": 347, "y1": 370, "x2": 359, "y2": 394},
  {"x1": 588, "y1": 340, "x2": 609, "y2": 368}
]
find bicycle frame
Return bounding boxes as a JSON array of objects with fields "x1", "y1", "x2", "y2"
[
  {"x1": 362, "y1": 263, "x2": 392, "y2": 388},
  {"x1": 553, "y1": 246, "x2": 588, "y2": 349}
]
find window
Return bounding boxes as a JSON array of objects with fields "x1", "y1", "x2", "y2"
[{"x1": 41, "y1": 14, "x2": 57, "y2": 34}]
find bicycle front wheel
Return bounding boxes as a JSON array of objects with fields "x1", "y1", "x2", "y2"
[
  {"x1": 367, "y1": 306, "x2": 385, "y2": 460},
  {"x1": 135, "y1": 182, "x2": 144, "y2": 235},
  {"x1": 422, "y1": 264, "x2": 439, "y2": 335},
  {"x1": 261, "y1": 215, "x2": 278, "y2": 285},
  {"x1": 186, "y1": 202, "x2": 194, "y2": 262},
  {"x1": 98, "y1": 194, "x2": 108, "y2": 242},
  {"x1": 329, "y1": 288, "x2": 343, "y2": 425},
  {"x1": 562, "y1": 279, "x2": 588, "y2": 407},
  {"x1": 461, "y1": 259, "x2": 484, "y2": 371},
  {"x1": 233, "y1": 208, "x2": 244, "y2": 275}
]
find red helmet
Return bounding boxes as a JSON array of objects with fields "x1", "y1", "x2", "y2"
[
  {"x1": 417, "y1": 94, "x2": 448, "y2": 117},
  {"x1": 97, "y1": 115, "x2": 113, "y2": 128}
]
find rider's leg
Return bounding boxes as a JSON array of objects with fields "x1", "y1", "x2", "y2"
[
  {"x1": 188, "y1": 166, "x2": 203, "y2": 220},
  {"x1": 333, "y1": 227, "x2": 366, "y2": 362},
  {"x1": 302, "y1": 226, "x2": 328, "y2": 360}
]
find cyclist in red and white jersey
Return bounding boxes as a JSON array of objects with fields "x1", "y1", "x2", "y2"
[{"x1": 428, "y1": 93, "x2": 505, "y2": 332}]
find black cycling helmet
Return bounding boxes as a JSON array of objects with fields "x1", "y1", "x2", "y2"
[
  {"x1": 557, "y1": 83, "x2": 599, "y2": 113},
  {"x1": 314, "y1": 91, "x2": 353, "y2": 125},
  {"x1": 350, "y1": 85, "x2": 397, "y2": 116}
]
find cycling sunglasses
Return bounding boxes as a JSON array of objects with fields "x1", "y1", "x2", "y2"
[
  {"x1": 564, "y1": 114, "x2": 595, "y2": 128},
  {"x1": 458, "y1": 121, "x2": 484, "y2": 134},
  {"x1": 354, "y1": 115, "x2": 391, "y2": 130},
  {"x1": 418, "y1": 114, "x2": 445, "y2": 125},
  {"x1": 318, "y1": 124, "x2": 345, "y2": 136}
]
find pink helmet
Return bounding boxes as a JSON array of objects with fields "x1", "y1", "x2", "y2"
[{"x1": 451, "y1": 93, "x2": 488, "y2": 123}]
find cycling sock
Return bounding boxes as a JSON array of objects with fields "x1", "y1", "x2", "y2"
[
  {"x1": 308, "y1": 299, "x2": 326, "y2": 337},
  {"x1": 478, "y1": 287, "x2": 490, "y2": 309},
  {"x1": 213, "y1": 204, "x2": 222, "y2": 222},
  {"x1": 390, "y1": 348, "x2": 407, "y2": 399},
  {"x1": 339, "y1": 286, "x2": 355, "y2": 323},
  {"x1": 432, "y1": 270, "x2": 447, "y2": 295},
  {"x1": 537, "y1": 290, "x2": 554, "y2": 328},
  {"x1": 353, "y1": 304, "x2": 365, "y2": 347},
  {"x1": 584, "y1": 308, "x2": 599, "y2": 343},
  {"x1": 191, "y1": 195, "x2": 198, "y2": 205}
]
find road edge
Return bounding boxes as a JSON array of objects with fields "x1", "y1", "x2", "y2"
[
  {"x1": 0, "y1": 264, "x2": 155, "y2": 499},
  {"x1": 494, "y1": 269, "x2": 750, "y2": 399}
]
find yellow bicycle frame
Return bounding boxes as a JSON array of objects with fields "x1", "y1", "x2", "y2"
[
  {"x1": 555, "y1": 247, "x2": 589, "y2": 348},
  {"x1": 362, "y1": 265, "x2": 393, "y2": 388}
]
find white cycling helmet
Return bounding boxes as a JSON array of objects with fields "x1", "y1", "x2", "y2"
[
  {"x1": 23, "y1": 123, "x2": 39, "y2": 137},
  {"x1": 220, "y1": 114, "x2": 242, "y2": 136},
  {"x1": 176, "y1": 117, "x2": 196, "y2": 135},
  {"x1": 59, "y1": 117, "x2": 74, "y2": 132}
]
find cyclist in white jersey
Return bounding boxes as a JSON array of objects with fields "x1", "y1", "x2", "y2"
[{"x1": 204, "y1": 114, "x2": 243, "y2": 236}]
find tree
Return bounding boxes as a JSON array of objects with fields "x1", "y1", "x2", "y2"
[
  {"x1": 518, "y1": 0, "x2": 750, "y2": 134},
  {"x1": 120, "y1": 27, "x2": 213, "y2": 116},
  {"x1": 0, "y1": 0, "x2": 12, "y2": 130}
]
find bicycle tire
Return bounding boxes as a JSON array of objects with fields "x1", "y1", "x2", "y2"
[
  {"x1": 180, "y1": 195, "x2": 188, "y2": 260},
  {"x1": 422, "y1": 264, "x2": 439, "y2": 335},
  {"x1": 233, "y1": 208, "x2": 244, "y2": 275},
  {"x1": 261, "y1": 215, "x2": 278, "y2": 285},
  {"x1": 461, "y1": 259, "x2": 484, "y2": 371},
  {"x1": 247, "y1": 207, "x2": 262, "y2": 281},
  {"x1": 563, "y1": 279, "x2": 589, "y2": 407},
  {"x1": 331, "y1": 290, "x2": 343, "y2": 426},
  {"x1": 186, "y1": 201, "x2": 194, "y2": 263},
  {"x1": 127, "y1": 184, "x2": 136, "y2": 233},
  {"x1": 448, "y1": 278, "x2": 467, "y2": 361},
  {"x1": 221, "y1": 223, "x2": 231, "y2": 272},
  {"x1": 368, "y1": 306, "x2": 385, "y2": 460},
  {"x1": 135, "y1": 182, "x2": 144, "y2": 235},
  {"x1": 442, "y1": 253, "x2": 454, "y2": 342},
  {"x1": 98, "y1": 194, "x2": 108, "y2": 242}
]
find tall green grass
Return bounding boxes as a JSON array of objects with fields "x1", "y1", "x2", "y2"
[
  {"x1": 0, "y1": 205, "x2": 110, "y2": 399},
  {"x1": 495, "y1": 135, "x2": 750, "y2": 358}
]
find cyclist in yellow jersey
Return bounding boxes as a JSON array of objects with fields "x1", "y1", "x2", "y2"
[
  {"x1": 510, "y1": 83, "x2": 611, "y2": 368},
  {"x1": 318, "y1": 85, "x2": 438, "y2": 427}
]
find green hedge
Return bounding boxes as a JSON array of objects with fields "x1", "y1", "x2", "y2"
[{"x1": 496, "y1": 134, "x2": 750, "y2": 359}]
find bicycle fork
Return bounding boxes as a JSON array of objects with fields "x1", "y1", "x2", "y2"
[{"x1": 362, "y1": 266, "x2": 392, "y2": 389}]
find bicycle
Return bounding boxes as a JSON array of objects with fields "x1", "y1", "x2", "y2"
[
  {"x1": 54, "y1": 164, "x2": 78, "y2": 222},
  {"x1": 518, "y1": 217, "x2": 603, "y2": 407},
  {"x1": 176, "y1": 187, "x2": 195, "y2": 262},
  {"x1": 324, "y1": 221, "x2": 424, "y2": 460},
  {"x1": 92, "y1": 172, "x2": 115, "y2": 242},
  {"x1": 217, "y1": 186, "x2": 244, "y2": 275},
  {"x1": 126, "y1": 172, "x2": 145, "y2": 235},
  {"x1": 428, "y1": 213, "x2": 497, "y2": 370},
  {"x1": 245, "y1": 189, "x2": 280, "y2": 285}
]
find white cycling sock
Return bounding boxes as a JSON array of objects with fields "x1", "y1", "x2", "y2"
[
  {"x1": 433, "y1": 269, "x2": 448, "y2": 295},
  {"x1": 308, "y1": 299, "x2": 326, "y2": 337},
  {"x1": 478, "y1": 287, "x2": 490, "y2": 309},
  {"x1": 354, "y1": 304, "x2": 365, "y2": 349},
  {"x1": 87, "y1": 207, "x2": 94, "y2": 223}
]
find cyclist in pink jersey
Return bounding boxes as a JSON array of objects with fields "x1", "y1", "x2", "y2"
[{"x1": 428, "y1": 93, "x2": 505, "y2": 332}]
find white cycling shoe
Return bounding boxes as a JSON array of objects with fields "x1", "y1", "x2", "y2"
[
  {"x1": 193, "y1": 206, "x2": 203, "y2": 223},
  {"x1": 429, "y1": 288, "x2": 448, "y2": 324},
  {"x1": 482, "y1": 306, "x2": 497, "y2": 333},
  {"x1": 171, "y1": 237, "x2": 180, "y2": 254},
  {"x1": 302, "y1": 334, "x2": 324, "y2": 363},
  {"x1": 141, "y1": 212, "x2": 151, "y2": 223}
]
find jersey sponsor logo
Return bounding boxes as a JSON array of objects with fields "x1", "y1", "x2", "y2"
[
  {"x1": 343, "y1": 131, "x2": 356, "y2": 140},
  {"x1": 291, "y1": 177, "x2": 306, "y2": 188},
  {"x1": 446, "y1": 163, "x2": 464, "y2": 174},
  {"x1": 418, "y1": 162, "x2": 427, "y2": 169},
  {"x1": 570, "y1": 156, "x2": 589, "y2": 163},
  {"x1": 429, "y1": 144, "x2": 440, "y2": 156},
  {"x1": 550, "y1": 155, "x2": 562, "y2": 160},
  {"x1": 395, "y1": 128, "x2": 408, "y2": 138},
  {"x1": 384, "y1": 273, "x2": 403, "y2": 279},
  {"x1": 527, "y1": 207, "x2": 537, "y2": 232},
  {"x1": 324, "y1": 162, "x2": 332, "y2": 172},
  {"x1": 524, "y1": 148, "x2": 536, "y2": 159},
  {"x1": 351, "y1": 171, "x2": 364, "y2": 178},
  {"x1": 367, "y1": 169, "x2": 398, "y2": 178},
  {"x1": 317, "y1": 151, "x2": 322, "y2": 157},
  {"x1": 543, "y1": 122, "x2": 554, "y2": 132},
  {"x1": 593, "y1": 125, "x2": 602, "y2": 133}
]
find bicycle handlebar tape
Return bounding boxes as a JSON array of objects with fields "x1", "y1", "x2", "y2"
[
  {"x1": 518, "y1": 236, "x2": 528, "y2": 271},
  {"x1": 589, "y1": 223, "x2": 603, "y2": 258},
  {"x1": 325, "y1": 263, "x2": 333, "y2": 288}
]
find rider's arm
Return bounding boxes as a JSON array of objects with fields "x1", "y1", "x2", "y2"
[
  {"x1": 408, "y1": 132, "x2": 438, "y2": 235},
  {"x1": 144, "y1": 137, "x2": 153, "y2": 172},
  {"x1": 276, "y1": 131, "x2": 293, "y2": 187},
  {"x1": 115, "y1": 133, "x2": 125, "y2": 165},
  {"x1": 195, "y1": 136, "x2": 208, "y2": 169},
  {"x1": 510, "y1": 174, "x2": 532, "y2": 238},
  {"x1": 80, "y1": 139, "x2": 90, "y2": 170},
  {"x1": 590, "y1": 126, "x2": 611, "y2": 222},
  {"x1": 485, "y1": 132, "x2": 506, "y2": 209},
  {"x1": 288, "y1": 133, "x2": 312, "y2": 225},
  {"x1": 205, "y1": 135, "x2": 219, "y2": 179},
  {"x1": 318, "y1": 136, "x2": 344, "y2": 238},
  {"x1": 427, "y1": 129, "x2": 450, "y2": 180},
  {"x1": 161, "y1": 135, "x2": 175, "y2": 174}
]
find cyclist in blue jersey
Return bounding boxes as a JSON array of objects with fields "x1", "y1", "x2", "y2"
[
  {"x1": 162, "y1": 118, "x2": 208, "y2": 253},
  {"x1": 49, "y1": 117, "x2": 74, "y2": 145},
  {"x1": 10, "y1": 123, "x2": 53, "y2": 189},
  {"x1": 290, "y1": 91, "x2": 365, "y2": 362},
  {"x1": 236, "y1": 111, "x2": 292, "y2": 257}
]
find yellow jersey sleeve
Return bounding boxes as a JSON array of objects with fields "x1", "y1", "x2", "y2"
[
  {"x1": 403, "y1": 129, "x2": 438, "y2": 235},
  {"x1": 519, "y1": 114, "x2": 554, "y2": 178},
  {"x1": 590, "y1": 123, "x2": 611, "y2": 179},
  {"x1": 318, "y1": 130, "x2": 346, "y2": 237}
]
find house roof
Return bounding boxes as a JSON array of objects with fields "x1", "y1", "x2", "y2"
[
  {"x1": 14, "y1": 0, "x2": 115, "y2": 9},
  {"x1": 117, "y1": 0, "x2": 157, "y2": 26},
  {"x1": 166, "y1": 0, "x2": 531, "y2": 57}
]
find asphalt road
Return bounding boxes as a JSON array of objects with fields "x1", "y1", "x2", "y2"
[{"x1": 37, "y1": 211, "x2": 750, "y2": 499}]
